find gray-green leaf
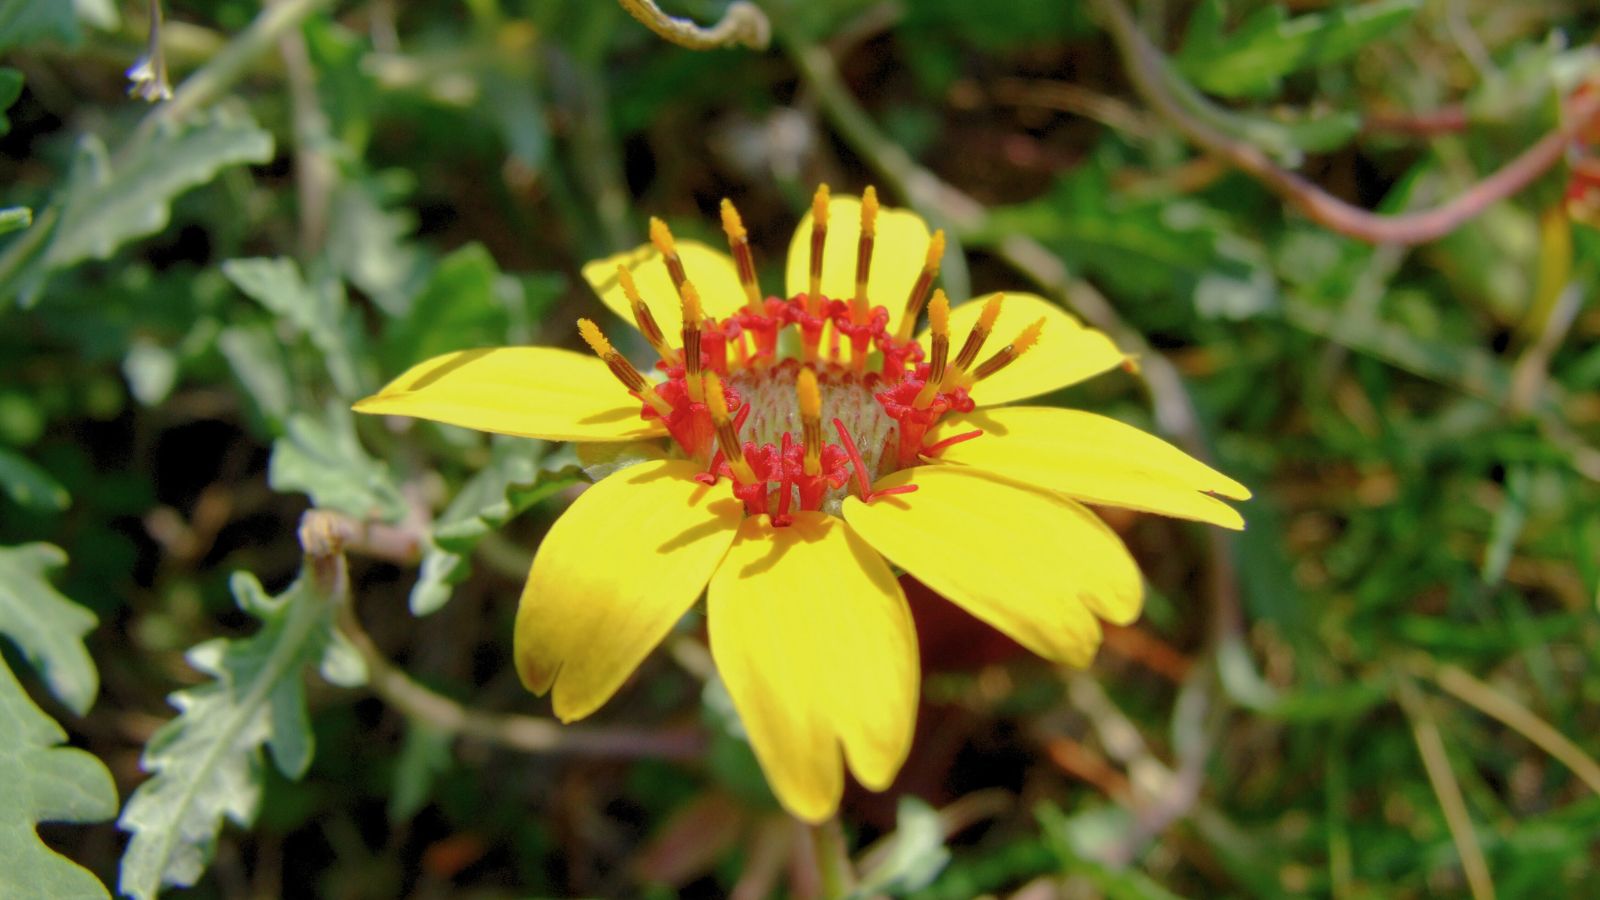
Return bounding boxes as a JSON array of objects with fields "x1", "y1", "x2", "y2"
[
  {"x1": 47, "y1": 109, "x2": 273, "y2": 269},
  {"x1": 269, "y1": 404, "x2": 407, "y2": 522},
  {"x1": 222, "y1": 256, "x2": 367, "y2": 399},
  {"x1": 0, "y1": 659, "x2": 118, "y2": 900},
  {"x1": 116, "y1": 566, "x2": 354, "y2": 900},
  {"x1": 409, "y1": 438, "x2": 578, "y2": 616},
  {"x1": 0, "y1": 543, "x2": 98, "y2": 715}
]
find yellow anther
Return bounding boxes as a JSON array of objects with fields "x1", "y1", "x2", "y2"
[
  {"x1": 680, "y1": 279, "x2": 704, "y2": 327},
  {"x1": 928, "y1": 289, "x2": 950, "y2": 337},
  {"x1": 977, "y1": 294, "x2": 1003, "y2": 331},
  {"x1": 577, "y1": 318, "x2": 613, "y2": 357},
  {"x1": 616, "y1": 264, "x2": 673, "y2": 361},
  {"x1": 649, "y1": 216, "x2": 677, "y2": 256},
  {"x1": 797, "y1": 366, "x2": 822, "y2": 420},
  {"x1": 951, "y1": 292, "x2": 1003, "y2": 376},
  {"x1": 860, "y1": 185, "x2": 879, "y2": 238},
  {"x1": 913, "y1": 290, "x2": 951, "y2": 408},
  {"x1": 973, "y1": 316, "x2": 1047, "y2": 382},
  {"x1": 813, "y1": 183, "x2": 831, "y2": 227},
  {"x1": 576, "y1": 318, "x2": 672, "y2": 416},
  {"x1": 896, "y1": 227, "x2": 946, "y2": 340},
  {"x1": 798, "y1": 367, "x2": 824, "y2": 477},
  {"x1": 720, "y1": 198, "x2": 747, "y2": 242},
  {"x1": 721, "y1": 198, "x2": 763, "y2": 314},
  {"x1": 650, "y1": 217, "x2": 689, "y2": 293},
  {"x1": 1011, "y1": 317, "x2": 1045, "y2": 354},
  {"x1": 705, "y1": 372, "x2": 757, "y2": 483}
]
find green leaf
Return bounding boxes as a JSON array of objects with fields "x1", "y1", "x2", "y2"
[
  {"x1": 327, "y1": 180, "x2": 423, "y2": 317},
  {"x1": 45, "y1": 109, "x2": 274, "y2": 271},
  {"x1": 0, "y1": 658, "x2": 118, "y2": 900},
  {"x1": 217, "y1": 325, "x2": 294, "y2": 429},
  {"x1": 0, "y1": 447, "x2": 69, "y2": 513},
  {"x1": 0, "y1": 0, "x2": 83, "y2": 53},
  {"x1": 1176, "y1": 0, "x2": 1419, "y2": 99},
  {"x1": 388, "y1": 721, "x2": 453, "y2": 823},
  {"x1": 409, "y1": 438, "x2": 578, "y2": 616},
  {"x1": 0, "y1": 206, "x2": 32, "y2": 235},
  {"x1": 982, "y1": 161, "x2": 1275, "y2": 314},
  {"x1": 849, "y1": 797, "x2": 951, "y2": 898},
  {"x1": 122, "y1": 337, "x2": 179, "y2": 407},
  {"x1": 269, "y1": 404, "x2": 407, "y2": 522},
  {"x1": 0, "y1": 67, "x2": 22, "y2": 136},
  {"x1": 0, "y1": 543, "x2": 98, "y2": 715},
  {"x1": 116, "y1": 566, "x2": 361, "y2": 900},
  {"x1": 222, "y1": 256, "x2": 366, "y2": 398},
  {"x1": 381, "y1": 243, "x2": 511, "y2": 375}
]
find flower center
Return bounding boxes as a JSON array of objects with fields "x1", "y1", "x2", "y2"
[{"x1": 576, "y1": 186, "x2": 1045, "y2": 525}]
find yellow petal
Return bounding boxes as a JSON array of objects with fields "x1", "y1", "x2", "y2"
[
  {"x1": 582, "y1": 240, "x2": 746, "y2": 337},
  {"x1": 844, "y1": 467, "x2": 1143, "y2": 666},
  {"x1": 516, "y1": 460, "x2": 742, "y2": 721},
  {"x1": 930, "y1": 407, "x2": 1250, "y2": 529},
  {"x1": 783, "y1": 194, "x2": 930, "y2": 307},
  {"x1": 920, "y1": 292, "x2": 1126, "y2": 405},
  {"x1": 708, "y1": 512, "x2": 918, "y2": 822},
  {"x1": 354, "y1": 347, "x2": 666, "y2": 442}
]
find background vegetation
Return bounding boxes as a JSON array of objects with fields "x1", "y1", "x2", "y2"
[{"x1": 4, "y1": 0, "x2": 1600, "y2": 896}]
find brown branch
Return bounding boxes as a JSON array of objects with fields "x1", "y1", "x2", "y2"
[
  {"x1": 1363, "y1": 104, "x2": 1471, "y2": 137},
  {"x1": 335, "y1": 601, "x2": 705, "y2": 759},
  {"x1": 298, "y1": 509, "x2": 704, "y2": 760},
  {"x1": 616, "y1": 0, "x2": 770, "y2": 51},
  {"x1": 1091, "y1": 0, "x2": 1598, "y2": 246}
]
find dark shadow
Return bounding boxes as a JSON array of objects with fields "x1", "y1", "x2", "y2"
[{"x1": 406, "y1": 347, "x2": 497, "y2": 391}]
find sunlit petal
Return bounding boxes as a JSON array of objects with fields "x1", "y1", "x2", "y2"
[
  {"x1": 583, "y1": 240, "x2": 746, "y2": 338},
  {"x1": 784, "y1": 194, "x2": 930, "y2": 307},
  {"x1": 930, "y1": 407, "x2": 1249, "y2": 529},
  {"x1": 708, "y1": 512, "x2": 917, "y2": 821},
  {"x1": 354, "y1": 346, "x2": 665, "y2": 442},
  {"x1": 516, "y1": 460, "x2": 742, "y2": 722},
  {"x1": 845, "y1": 467, "x2": 1142, "y2": 665},
  {"x1": 920, "y1": 292, "x2": 1127, "y2": 405}
]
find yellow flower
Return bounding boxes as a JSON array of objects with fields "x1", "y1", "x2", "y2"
[{"x1": 354, "y1": 187, "x2": 1249, "y2": 822}]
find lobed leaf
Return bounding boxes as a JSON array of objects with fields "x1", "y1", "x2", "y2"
[
  {"x1": 268, "y1": 404, "x2": 407, "y2": 523},
  {"x1": 45, "y1": 109, "x2": 274, "y2": 271},
  {"x1": 0, "y1": 659, "x2": 118, "y2": 900},
  {"x1": 0, "y1": 543, "x2": 98, "y2": 715},
  {"x1": 409, "y1": 438, "x2": 579, "y2": 616},
  {"x1": 116, "y1": 566, "x2": 361, "y2": 900}
]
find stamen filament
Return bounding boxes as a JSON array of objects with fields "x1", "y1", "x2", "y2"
[
  {"x1": 706, "y1": 372, "x2": 758, "y2": 484},
  {"x1": 797, "y1": 367, "x2": 823, "y2": 477},
  {"x1": 951, "y1": 293, "x2": 1003, "y2": 374},
  {"x1": 972, "y1": 316, "x2": 1045, "y2": 381},
  {"x1": 681, "y1": 281, "x2": 705, "y2": 403},
  {"x1": 577, "y1": 319, "x2": 673, "y2": 416},
  {"x1": 616, "y1": 264, "x2": 674, "y2": 362},
  {"x1": 913, "y1": 290, "x2": 950, "y2": 408},
  {"x1": 721, "y1": 199, "x2": 764, "y2": 315},
  {"x1": 808, "y1": 184, "x2": 829, "y2": 316},
  {"x1": 896, "y1": 229, "x2": 945, "y2": 340},
  {"x1": 852, "y1": 186, "x2": 879, "y2": 325},
  {"x1": 649, "y1": 217, "x2": 689, "y2": 294}
]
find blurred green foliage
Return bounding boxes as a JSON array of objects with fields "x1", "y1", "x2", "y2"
[{"x1": 2, "y1": 0, "x2": 1599, "y2": 897}]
